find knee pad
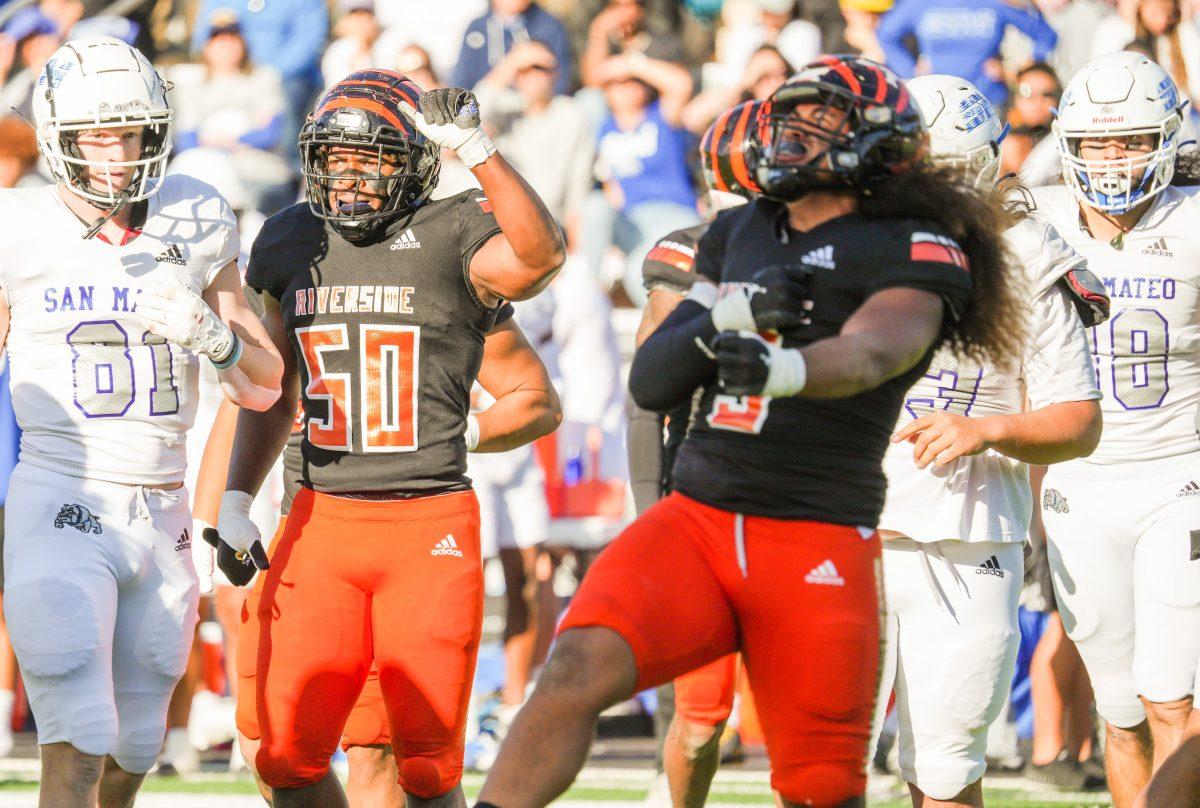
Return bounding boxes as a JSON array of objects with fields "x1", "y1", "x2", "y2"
[
  {"x1": 111, "y1": 693, "x2": 172, "y2": 775},
  {"x1": 133, "y1": 588, "x2": 197, "y2": 679},
  {"x1": 255, "y1": 746, "x2": 330, "y2": 791},
  {"x1": 398, "y1": 754, "x2": 462, "y2": 800},
  {"x1": 774, "y1": 762, "x2": 864, "y2": 808},
  {"x1": 4, "y1": 578, "x2": 99, "y2": 678}
]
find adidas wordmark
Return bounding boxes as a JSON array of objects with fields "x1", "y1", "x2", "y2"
[{"x1": 431, "y1": 534, "x2": 464, "y2": 557}]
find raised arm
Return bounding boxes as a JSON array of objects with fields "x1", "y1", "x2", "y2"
[
  {"x1": 399, "y1": 89, "x2": 566, "y2": 303},
  {"x1": 473, "y1": 319, "x2": 562, "y2": 452}
]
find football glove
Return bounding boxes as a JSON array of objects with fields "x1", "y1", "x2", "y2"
[
  {"x1": 398, "y1": 88, "x2": 497, "y2": 168},
  {"x1": 710, "y1": 265, "x2": 813, "y2": 334},
  {"x1": 133, "y1": 282, "x2": 239, "y2": 366},
  {"x1": 216, "y1": 490, "x2": 270, "y2": 586},
  {"x1": 712, "y1": 331, "x2": 807, "y2": 398},
  {"x1": 191, "y1": 518, "x2": 215, "y2": 594}
]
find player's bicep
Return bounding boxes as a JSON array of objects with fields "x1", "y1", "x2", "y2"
[
  {"x1": 840, "y1": 287, "x2": 945, "y2": 379},
  {"x1": 476, "y1": 319, "x2": 554, "y2": 402}
]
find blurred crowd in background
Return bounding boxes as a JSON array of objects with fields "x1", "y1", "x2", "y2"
[{"x1": 0, "y1": 0, "x2": 1190, "y2": 793}]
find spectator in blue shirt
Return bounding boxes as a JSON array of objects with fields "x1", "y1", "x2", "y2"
[
  {"x1": 877, "y1": 0, "x2": 1058, "y2": 106},
  {"x1": 192, "y1": 0, "x2": 328, "y2": 164},
  {"x1": 583, "y1": 52, "x2": 697, "y2": 304},
  {"x1": 454, "y1": 0, "x2": 572, "y2": 96}
]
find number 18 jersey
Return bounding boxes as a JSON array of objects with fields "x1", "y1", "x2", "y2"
[
  {"x1": 1033, "y1": 184, "x2": 1200, "y2": 464},
  {"x1": 0, "y1": 177, "x2": 239, "y2": 486}
]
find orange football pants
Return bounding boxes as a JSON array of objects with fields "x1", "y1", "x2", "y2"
[
  {"x1": 560, "y1": 492, "x2": 883, "y2": 807},
  {"x1": 674, "y1": 654, "x2": 738, "y2": 728},
  {"x1": 235, "y1": 487, "x2": 482, "y2": 797}
]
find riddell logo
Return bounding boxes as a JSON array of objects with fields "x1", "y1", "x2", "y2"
[
  {"x1": 1090, "y1": 116, "x2": 1126, "y2": 124},
  {"x1": 431, "y1": 534, "x2": 463, "y2": 557}
]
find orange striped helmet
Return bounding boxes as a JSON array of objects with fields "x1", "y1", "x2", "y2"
[
  {"x1": 700, "y1": 100, "x2": 764, "y2": 199},
  {"x1": 755, "y1": 55, "x2": 927, "y2": 201},
  {"x1": 299, "y1": 69, "x2": 440, "y2": 239}
]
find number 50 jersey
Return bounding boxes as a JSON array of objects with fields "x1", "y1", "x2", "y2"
[
  {"x1": 0, "y1": 176, "x2": 239, "y2": 486},
  {"x1": 246, "y1": 191, "x2": 507, "y2": 495},
  {"x1": 1033, "y1": 184, "x2": 1200, "y2": 464}
]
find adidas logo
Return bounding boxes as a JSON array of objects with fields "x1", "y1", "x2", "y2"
[
  {"x1": 390, "y1": 228, "x2": 422, "y2": 251},
  {"x1": 976, "y1": 554, "x2": 1005, "y2": 577},
  {"x1": 431, "y1": 534, "x2": 463, "y2": 557},
  {"x1": 1142, "y1": 237, "x2": 1173, "y2": 258},
  {"x1": 1178, "y1": 481, "x2": 1200, "y2": 497},
  {"x1": 804, "y1": 559, "x2": 844, "y2": 586},
  {"x1": 155, "y1": 243, "x2": 186, "y2": 265},
  {"x1": 800, "y1": 245, "x2": 835, "y2": 270},
  {"x1": 175, "y1": 528, "x2": 190, "y2": 552}
]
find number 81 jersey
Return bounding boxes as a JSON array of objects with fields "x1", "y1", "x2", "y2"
[
  {"x1": 1033, "y1": 183, "x2": 1200, "y2": 464},
  {"x1": 0, "y1": 177, "x2": 239, "y2": 485}
]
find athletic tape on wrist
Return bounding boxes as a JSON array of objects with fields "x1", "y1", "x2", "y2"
[{"x1": 211, "y1": 331, "x2": 243, "y2": 370}]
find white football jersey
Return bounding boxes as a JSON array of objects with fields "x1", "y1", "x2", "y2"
[
  {"x1": 1034, "y1": 183, "x2": 1200, "y2": 465},
  {"x1": 0, "y1": 175, "x2": 239, "y2": 485},
  {"x1": 880, "y1": 214, "x2": 1101, "y2": 543}
]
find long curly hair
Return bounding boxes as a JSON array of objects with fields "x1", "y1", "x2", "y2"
[{"x1": 858, "y1": 164, "x2": 1026, "y2": 370}]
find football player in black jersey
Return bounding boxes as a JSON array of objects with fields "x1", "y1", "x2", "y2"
[
  {"x1": 213, "y1": 70, "x2": 565, "y2": 808},
  {"x1": 628, "y1": 100, "x2": 762, "y2": 808},
  {"x1": 477, "y1": 56, "x2": 1025, "y2": 808}
]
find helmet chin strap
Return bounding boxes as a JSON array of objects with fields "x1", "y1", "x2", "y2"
[{"x1": 81, "y1": 191, "x2": 132, "y2": 241}]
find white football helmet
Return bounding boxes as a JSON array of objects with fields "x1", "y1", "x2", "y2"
[
  {"x1": 907, "y1": 74, "x2": 1009, "y2": 187},
  {"x1": 32, "y1": 37, "x2": 172, "y2": 205},
  {"x1": 1053, "y1": 51, "x2": 1183, "y2": 213}
]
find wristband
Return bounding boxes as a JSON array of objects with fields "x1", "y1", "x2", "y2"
[
  {"x1": 465, "y1": 414, "x2": 481, "y2": 451},
  {"x1": 763, "y1": 344, "x2": 807, "y2": 398},
  {"x1": 684, "y1": 282, "x2": 718, "y2": 309},
  {"x1": 211, "y1": 331, "x2": 243, "y2": 370},
  {"x1": 459, "y1": 130, "x2": 498, "y2": 169},
  {"x1": 711, "y1": 285, "x2": 755, "y2": 332},
  {"x1": 220, "y1": 489, "x2": 255, "y2": 518}
]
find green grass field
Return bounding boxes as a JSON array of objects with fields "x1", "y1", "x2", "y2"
[{"x1": 0, "y1": 773, "x2": 1113, "y2": 807}]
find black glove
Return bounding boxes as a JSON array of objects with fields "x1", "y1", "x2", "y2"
[
  {"x1": 712, "y1": 332, "x2": 772, "y2": 396},
  {"x1": 202, "y1": 526, "x2": 268, "y2": 587},
  {"x1": 418, "y1": 87, "x2": 482, "y2": 129},
  {"x1": 710, "y1": 264, "x2": 813, "y2": 334}
]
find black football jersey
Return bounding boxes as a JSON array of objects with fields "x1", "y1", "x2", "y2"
[
  {"x1": 642, "y1": 222, "x2": 710, "y2": 297},
  {"x1": 638, "y1": 222, "x2": 710, "y2": 497},
  {"x1": 670, "y1": 198, "x2": 974, "y2": 525},
  {"x1": 248, "y1": 190, "x2": 506, "y2": 495}
]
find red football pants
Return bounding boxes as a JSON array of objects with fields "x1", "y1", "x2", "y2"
[
  {"x1": 235, "y1": 487, "x2": 482, "y2": 798},
  {"x1": 561, "y1": 493, "x2": 883, "y2": 806}
]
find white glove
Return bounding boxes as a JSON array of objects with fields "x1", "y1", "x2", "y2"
[
  {"x1": 464, "y1": 413, "x2": 481, "y2": 452},
  {"x1": 398, "y1": 88, "x2": 497, "y2": 168},
  {"x1": 134, "y1": 282, "x2": 239, "y2": 365},
  {"x1": 218, "y1": 490, "x2": 262, "y2": 556},
  {"x1": 191, "y1": 518, "x2": 215, "y2": 594}
]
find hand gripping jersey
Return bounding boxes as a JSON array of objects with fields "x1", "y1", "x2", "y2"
[
  {"x1": 879, "y1": 213, "x2": 1101, "y2": 543},
  {"x1": 671, "y1": 199, "x2": 973, "y2": 525},
  {"x1": 0, "y1": 176, "x2": 238, "y2": 485},
  {"x1": 1033, "y1": 183, "x2": 1200, "y2": 464},
  {"x1": 247, "y1": 191, "x2": 505, "y2": 495}
]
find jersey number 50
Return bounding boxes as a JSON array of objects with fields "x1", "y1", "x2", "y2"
[{"x1": 296, "y1": 324, "x2": 419, "y2": 453}]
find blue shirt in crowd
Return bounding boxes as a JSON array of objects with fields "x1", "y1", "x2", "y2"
[
  {"x1": 453, "y1": 3, "x2": 571, "y2": 96},
  {"x1": 191, "y1": 0, "x2": 328, "y2": 86},
  {"x1": 877, "y1": 0, "x2": 1057, "y2": 106},
  {"x1": 597, "y1": 101, "x2": 695, "y2": 212}
]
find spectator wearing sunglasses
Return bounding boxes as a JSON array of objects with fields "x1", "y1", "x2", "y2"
[{"x1": 1000, "y1": 62, "x2": 1060, "y2": 180}]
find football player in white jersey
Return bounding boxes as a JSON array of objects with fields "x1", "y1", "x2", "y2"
[
  {"x1": 1032, "y1": 51, "x2": 1200, "y2": 808},
  {"x1": 874, "y1": 75, "x2": 1105, "y2": 808},
  {"x1": 0, "y1": 37, "x2": 282, "y2": 807}
]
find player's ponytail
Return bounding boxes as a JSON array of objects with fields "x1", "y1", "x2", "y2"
[{"x1": 859, "y1": 164, "x2": 1026, "y2": 370}]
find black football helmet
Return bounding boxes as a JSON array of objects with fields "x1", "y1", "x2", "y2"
[
  {"x1": 299, "y1": 69, "x2": 441, "y2": 239},
  {"x1": 751, "y1": 55, "x2": 927, "y2": 201}
]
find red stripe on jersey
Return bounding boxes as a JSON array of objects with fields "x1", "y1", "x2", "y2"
[
  {"x1": 475, "y1": 197, "x2": 492, "y2": 213},
  {"x1": 647, "y1": 245, "x2": 694, "y2": 272},
  {"x1": 911, "y1": 241, "x2": 969, "y2": 271}
]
